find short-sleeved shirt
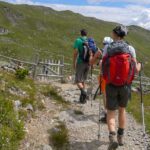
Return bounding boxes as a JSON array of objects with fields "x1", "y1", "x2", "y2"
[
  {"x1": 102, "y1": 41, "x2": 136, "y2": 58},
  {"x1": 73, "y1": 36, "x2": 87, "y2": 64}
]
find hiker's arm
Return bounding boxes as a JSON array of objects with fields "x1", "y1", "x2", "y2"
[
  {"x1": 90, "y1": 49, "x2": 102, "y2": 65},
  {"x1": 133, "y1": 58, "x2": 141, "y2": 73},
  {"x1": 73, "y1": 49, "x2": 78, "y2": 69},
  {"x1": 129, "y1": 46, "x2": 141, "y2": 72},
  {"x1": 99, "y1": 60, "x2": 102, "y2": 70}
]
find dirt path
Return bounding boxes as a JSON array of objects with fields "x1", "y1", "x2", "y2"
[
  {"x1": 19, "y1": 83, "x2": 150, "y2": 150},
  {"x1": 58, "y1": 83, "x2": 150, "y2": 150},
  {"x1": 19, "y1": 96, "x2": 61, "y2": 150}
]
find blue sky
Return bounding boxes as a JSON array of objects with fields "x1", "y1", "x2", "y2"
[
  {"x1": 3, "y1": 0, "x2": 150, "y2": 30},
  {"x1": 34, "y1": 0, "x2": 125, "y2": 7}
]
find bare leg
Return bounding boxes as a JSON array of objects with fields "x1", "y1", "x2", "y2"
[
  {"x1": 118, "y1": 107, "x2": 126, "y2": 129},
  {"x1": 117, "y1": 107, "x2": 126, "y2": 146},
  {"x1": 77, "y1": 82, "x2": 84, "y2": 89},
  {"x1": 82, "y1": 82, "x2": 85, "y2": 89},
  {"x1": 107, "y1": 110, "x2": 119, "y2": 149},
  {"x1": 107, "y1": 110, "x2": 116, "y2": 132}
]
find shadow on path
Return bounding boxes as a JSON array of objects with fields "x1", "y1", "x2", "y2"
[{"x1": 70, "y1": 140, "x2": 108, "y2": 150}]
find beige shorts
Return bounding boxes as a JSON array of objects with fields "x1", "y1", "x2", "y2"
[{"x1": 75, "y1": 63, "x2": 89, "y2": 83}]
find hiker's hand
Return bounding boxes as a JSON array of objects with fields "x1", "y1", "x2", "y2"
[{"x1": 137, "y1": 62, "x2": 142, "y2": 72}]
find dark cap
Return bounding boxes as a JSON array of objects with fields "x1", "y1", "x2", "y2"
[
  {"x1": 113, "y1": 25, "x2": 128, "y2": 37},
  {"x1": 80, "y1": 29, "x2": 87, "y2": 36}
]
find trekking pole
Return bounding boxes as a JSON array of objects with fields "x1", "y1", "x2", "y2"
[
  {"x1": 93, "y1": 86, "x2": 100, "y2": 100},
  {"x1": 93, "y1": 60, "x2": 102, "y2": 100},
  {"x1": 98, "y1": 74, "x2": 102, "y2": 140},
  {"x1": 93, "y1": 75, "x2": 103, "y2": 100},
  {"x1": 90, "y1": 66, "x2": 93, "y2": 107},
  {"x1": 139, "y1": 62, "x2": 146, "y2": 136}
]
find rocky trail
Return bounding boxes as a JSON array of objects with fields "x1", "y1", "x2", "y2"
[{"x1": 19, "y1": 82, "x2": 150, "y2": 150}]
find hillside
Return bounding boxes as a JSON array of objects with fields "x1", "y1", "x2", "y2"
[{"x1": 0, "y1": 1, "x2": 150, "y2": 76}]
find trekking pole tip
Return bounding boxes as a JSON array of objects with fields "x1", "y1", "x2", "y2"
[
  {"x1": 143, "y1": 132, "x2": 146, "y2": 137},
  {"x1": 98, "y1": 134, "x2": 100, "y2": 140}
]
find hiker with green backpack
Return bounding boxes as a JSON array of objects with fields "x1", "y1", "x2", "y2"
[
  {"x1": 90, "y1": 25, "x2": 141, "y2": 149},
  {"x1": 73, "y1": 29, "x2": 98, "y2": 104}
]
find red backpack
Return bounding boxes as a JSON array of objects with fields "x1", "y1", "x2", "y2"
[{"x1": 102, "y1": 41, "x2": 136, "y2": 86}]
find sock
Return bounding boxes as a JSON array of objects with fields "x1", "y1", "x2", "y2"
[
  {"x1": 117, "y1": 128, "x2": 124, "y2": 135},
  {"x1": 80, "y1": 88, "x2": 86, "y2": 95}
]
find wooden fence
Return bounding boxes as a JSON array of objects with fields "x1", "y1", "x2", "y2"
[
  {"x1": 0, "y1": 53, "x2": 150, "y2": 93},
  {"x1": 0, "y1": 53, "x2": 75, "y2": 83}
]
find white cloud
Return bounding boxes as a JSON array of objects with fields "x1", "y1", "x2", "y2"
[
  {"x1": 87, "y1": 0, "x2": 150, "y2": 5},
  {"x1": 46, "y1": 4, "x2": 150, "y2": 30},
  {"x1": 131, "y1": 10, "x2": 150, "y2": 30},
  {"x1": 1, "y1": 0, "x2": 150, "y2": 30}
]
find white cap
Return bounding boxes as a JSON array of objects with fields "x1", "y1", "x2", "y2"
[{"x1": 103, "y1": 37, "x2": 113, "y2": 45}]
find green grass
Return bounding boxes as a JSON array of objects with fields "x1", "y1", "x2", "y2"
[
  {"x1": 127, "y1": 93, "x2": 150, "y2": 134},
  {"x1": 0, "y1": 71, "x2": 37, "y2": 108},
  {"x1": 0, "y1": 95, "x2": 25, "y2": 150},
  {"x1": 49, "y1": 122, "x2": 69, "y2": 150}
]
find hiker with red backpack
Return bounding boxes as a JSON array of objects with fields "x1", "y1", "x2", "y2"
[
  {"x1": 73, "y1": 29, "x2": 98, "y2": 104},
  {"x1": 103, "y1": 25, "x2": 141, "y2": 149},
  {"x1": 90, "y1": 25, "x2": 141, "y2": 149}
]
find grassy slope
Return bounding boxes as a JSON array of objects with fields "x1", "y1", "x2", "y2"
[
  {"x1": 0, "y1": 1, "x2": 150, "y2": 75},
  {"x1": 128, "y1": 93, "x2": 150, "y2": 134},
  {"x1": 0, "y1": 69, "x2": 68, "y2": 150},
  {"x1": 0, "y1": 70, "x2": 36, "y2": 150}
]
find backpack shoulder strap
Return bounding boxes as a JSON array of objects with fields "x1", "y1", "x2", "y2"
[
  {"x1": 80, "y1": 37, "x2": 87, "y2": 42},
  {"x1": 106, "y1": 42, "x2": 114, "y2": 57}
]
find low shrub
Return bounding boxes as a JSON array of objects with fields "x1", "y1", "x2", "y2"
[
  {"x1": 15, "y1": 68, "x2": 29, "y2": 80},
  {"x1": 49, "y1": 122, "x2": 69, "y2": 150}
]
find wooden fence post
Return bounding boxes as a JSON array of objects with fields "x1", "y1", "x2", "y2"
[
  {"x1": 60, "y1": 55, "x2": 64, "y2": 83},
  {"x1": 32, "y1": 53, "x2": 39, "y2": 80}
]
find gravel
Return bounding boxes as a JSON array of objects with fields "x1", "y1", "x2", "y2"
[{"x1": 57, "y1": 83, "x2": 150, "y2": 150}]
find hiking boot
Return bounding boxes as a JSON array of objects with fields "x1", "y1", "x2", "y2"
[
  {"x1": 117, "y1": 134, "x2": 124, "y2": 146},
  {"x1": 108, "y1": 133, "x2": 118, "y2": 150},
  {"x1": 100, "y1": 113, "x2": 107, "y2": 123}
]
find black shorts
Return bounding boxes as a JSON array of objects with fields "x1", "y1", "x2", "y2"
[{"x1": 106, "y1": 84, "x2": 131, "y2": 110}]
